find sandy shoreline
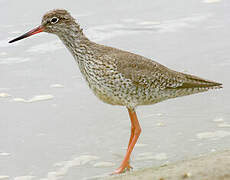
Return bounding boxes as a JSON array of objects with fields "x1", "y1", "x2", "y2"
[{"x1": 107, "y1": 150, "x2": 230, "y2": 180}]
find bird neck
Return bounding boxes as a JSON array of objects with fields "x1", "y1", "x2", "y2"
[
  {"x1": 57, "y1": 23, "x2": 94, "y2": 79},
  {"x1": 58, "y1": 24, "x2": 90, "y2": 61}
]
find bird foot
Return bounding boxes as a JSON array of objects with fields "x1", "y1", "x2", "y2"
[{"x1": 111, "y1": 163, "x2": 133, "y2": 175}]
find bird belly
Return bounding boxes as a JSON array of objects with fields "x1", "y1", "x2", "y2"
[{"x1": 84, "y1": 72, "x2": 139, "y2": 108}]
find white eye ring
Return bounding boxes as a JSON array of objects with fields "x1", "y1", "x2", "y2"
[{"x1": 50, "y1": 17, "x2": 59, "y2": 24}]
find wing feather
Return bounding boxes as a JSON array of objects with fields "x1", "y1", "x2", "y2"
[{"x1": 113, "y1": 50, "x2": 222, "y2": 89}]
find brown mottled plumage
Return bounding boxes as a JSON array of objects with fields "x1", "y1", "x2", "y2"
[{"x1": 9, "y1": 9, "x2": 222, "y2": 174}]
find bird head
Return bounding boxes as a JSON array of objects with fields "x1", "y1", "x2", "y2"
[{"x1": 9, "y1": 9, "x2": 80, "y2": 43}]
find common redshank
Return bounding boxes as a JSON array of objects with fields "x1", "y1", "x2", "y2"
[{"x1": 9, "y1": 9, "x2": 222, "y2": 174}]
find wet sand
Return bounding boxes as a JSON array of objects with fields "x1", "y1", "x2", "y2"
[{"x1": 108, "y1": 150, "x2": 230, "y2": 180}]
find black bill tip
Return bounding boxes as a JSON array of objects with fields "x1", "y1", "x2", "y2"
[{"x1": 9, "y1": 36, "x2": 26, "y2": 43}]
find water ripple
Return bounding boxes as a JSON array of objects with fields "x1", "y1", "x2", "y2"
[{"x1": 0, "y1": 57, "x2": 30, "y2": 65}]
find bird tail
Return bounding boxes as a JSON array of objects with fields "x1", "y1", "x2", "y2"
[{"x1": 179, "y1": 73, "x2": 222, "y2": 89}]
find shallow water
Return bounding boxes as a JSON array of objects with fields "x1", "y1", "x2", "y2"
[{"x1": 0, "y1": 0, "x2": 230, "y2": 179}]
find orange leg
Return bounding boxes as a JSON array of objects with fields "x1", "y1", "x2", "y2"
[
  {"x1": 125, "y1": 109, "x2": 135, "y2": 170},
  {"x1": 127, "y1": 108, "x2": 135, "y2": 148},
  {"x1": 112, "y1": 108, "x2": 141, "y2": 174}
]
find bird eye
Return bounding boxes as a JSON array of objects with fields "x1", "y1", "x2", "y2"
[{"x1": 50, "y1": 17, "x2": 59, "y2": 24}]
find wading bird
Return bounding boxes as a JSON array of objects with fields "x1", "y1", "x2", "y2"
[{"x1": 9, "y1": 9, "x2": 222, "y2": 174}]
